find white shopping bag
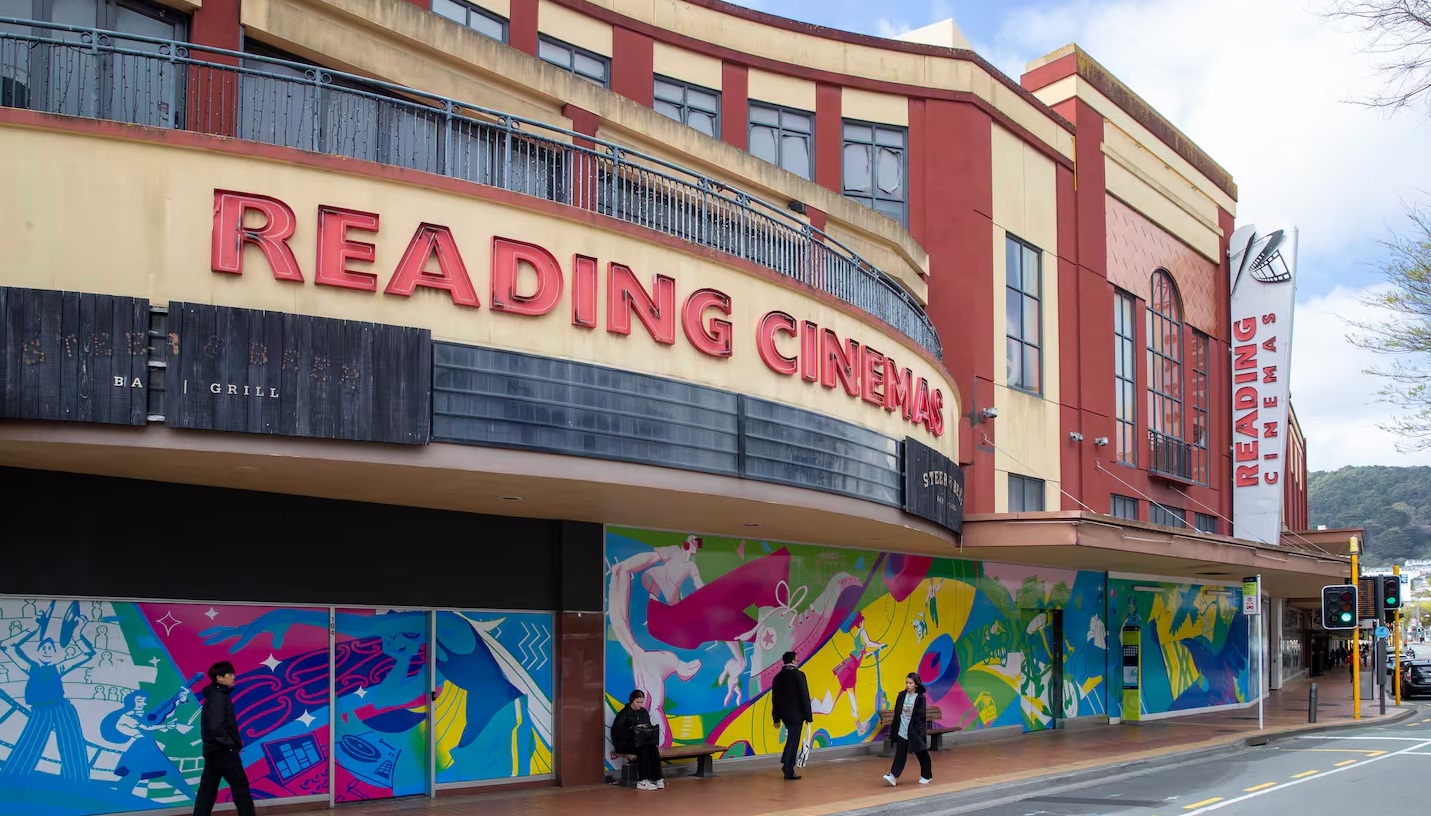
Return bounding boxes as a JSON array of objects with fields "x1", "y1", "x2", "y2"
[{"x1": 796, "y1": 722, "x2": 812, "y2": 768}]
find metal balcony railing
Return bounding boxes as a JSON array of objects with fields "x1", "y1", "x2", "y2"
[
  {"x1": 0, "y1": 18, "x2": 942, "y2": 359},
  {"x1": 1148, "y1": 429, "x2": 1194, "y2": 482}
]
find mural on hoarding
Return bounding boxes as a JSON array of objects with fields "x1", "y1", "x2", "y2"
[
  {"x1": 0, "y1": 600, "x2": 554, "y2": 816},
  {"x1": 204, "y1": 608, "x2": 554, "y2": 802},
  {"x1": 603, "y1": 528, "x2": 1108, "y2": 766},
  {"x1": 0, "y1": 599, "x2": 327, "y2": 816},
  {"x1": 1106, "y1": 580, "x2": 1249, "y2": 719}
]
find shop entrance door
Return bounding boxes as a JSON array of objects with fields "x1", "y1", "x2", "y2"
[
  {"x1": 1020, "y1": 609, "x2": 1064, "y2": 732},
  {"x1": 333, "y1": 609, "x2": 432, "y2": 803}
]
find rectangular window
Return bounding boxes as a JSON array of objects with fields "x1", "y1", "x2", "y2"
[
  {"x1": 1191, "y1": 329, "x2": 1209, "y2": 484},
  {"x1": 432, "y1": 0, "x2": 507, "y2": 42},
  {"x1": 1008, "y1": 474, "x2": 1046, "y2": 512},
  {"x1": 748, "y1": 101, "x2": 813, "y2": 180},
  {"x1": 1114, "y1": 289, "x2": 1137, "y2": 465},
  {"x1": 1150, "y1": 504, "x2": 1187, "y2": 529},
  {"x1": 1005, "y1": 235, "x2": 1043, "y2": 394},
  {"x1": 1194, "y1": 512, "x2": 1219, "y2": 535},
  {"x1": 1110, "y1": 494, "x2": 1139, "y2": 521},
  {"x1": 653, "y1": 76, "x2": 719, "y2": 138},
  {"x1": 841, "y1": 120, "x2": 907, "y2": 225},
  {"x1": 538, "y1": 35, "x2": 609, "y2": 87}
]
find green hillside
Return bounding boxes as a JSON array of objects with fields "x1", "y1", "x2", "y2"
[{"x1": 1307, "y1": 466, "x2": 1431, "y2": 566}]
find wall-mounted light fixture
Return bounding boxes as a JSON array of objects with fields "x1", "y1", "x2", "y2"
[
  {"x1": 1069, "y1": 432, "x2": 1084, "y2": 442},
  {"x1": 788, "y1": 200, "x2": 808, "y2": 215},
  {"x1": 1093, "y1": 436, "x2": 1110, "y2": 447}
]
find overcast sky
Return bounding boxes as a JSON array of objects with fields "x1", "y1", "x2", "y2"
[{"x1": 729, "y1": 0, "x2": 1431, "y2": 472}]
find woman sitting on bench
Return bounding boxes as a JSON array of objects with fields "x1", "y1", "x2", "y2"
[{"x1": 612, "y1": 689, "x2": 664, "y2": 791}]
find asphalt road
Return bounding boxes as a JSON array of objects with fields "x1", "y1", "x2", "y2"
[{"x1": 950, "y1": 705, "x2": 1431, "y2": 816}]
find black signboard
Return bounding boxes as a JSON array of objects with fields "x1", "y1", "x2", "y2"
[
  {"x1": 903, "y1": 436, "x2": 966, "y2": 535},
  {"x1": 0, "y1": 287, "x2": 149, "y2": 425},
  {"x1": 164, "y1": 303, "x2": 431, "y2": 444}
]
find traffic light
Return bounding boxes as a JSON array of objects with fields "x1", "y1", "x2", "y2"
[
  {"x1": 1321, "y1": 584, "x2": 1358, "y2": 629},
  {"x1": 1382, "y1": 575, "x2": 1403, "y2": 612}
]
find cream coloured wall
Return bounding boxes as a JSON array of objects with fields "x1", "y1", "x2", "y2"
[
  {"x1": 653, "y1": 42, "x2": 723, "y2": 89},
  {"x1": 841, "y1": 88, "x2": 909, "y2": 126},
  {"x1": 747, "y1": 68, "x2": 816, "y2": 111},
  {"x1": 0, "y1": 121, "x2": 959, "y2": 459},
  {"x1": 1103, "y1": 148, "x2": 1220, "y2": 262},
  {"x1": 989, "y1": 124, "x2": 1062, "y2": 513},
  {"x1": 241, "y1": 0, "x2": 933, "y2": 303},
  {"x1": 466, "y1": 0, "x2": 510, "y2": 18},
  {"x1": 537, "y1": 0, "x2": 613, "y2": 55}
]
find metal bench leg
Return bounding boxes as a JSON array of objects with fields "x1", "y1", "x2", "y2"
[
  {"x1": 931, "y1": 733, "x2": 942, "y2": 752},
  {"x1": 695, "y1": 754, "x2": 714, "y2": 778}
]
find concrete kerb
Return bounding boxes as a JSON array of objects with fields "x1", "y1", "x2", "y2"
[{"x1": 827, "y1": 705, "x2": 1422, "y2": 816}]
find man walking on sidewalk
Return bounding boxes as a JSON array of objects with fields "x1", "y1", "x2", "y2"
[
  {"x1": 193, "y1": 661, "x2": 255, "y2": 816},
  {"x1": 771, "y1": 650, "x2": 812, "y2": 780}
]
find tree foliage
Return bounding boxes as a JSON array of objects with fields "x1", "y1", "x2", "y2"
[
  {"x1": 1347, "y1": 206, "x2": 1431, "y2": 451},
  {"x1": 1308, "y1": 465, "x2": 1431, "y2": 565},
  {"x1": 1325, "y1": 0, "x2": 1431, "y2": 113}
]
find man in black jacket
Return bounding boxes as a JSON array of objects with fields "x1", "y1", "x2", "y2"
[
  {"x1": 770, "y1": 650, "x2": 812, "y2": 780},
  {"x1": 193, "y1": 661, "x2": 255, "y2": 816}
]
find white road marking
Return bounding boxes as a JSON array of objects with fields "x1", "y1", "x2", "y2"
[
  {"x1": 1297, "y1": 735, "x2": 1430, "y2": 741},
  {"x1": 1179, "y1": 738, "x2": 1431, "y2": 815}
]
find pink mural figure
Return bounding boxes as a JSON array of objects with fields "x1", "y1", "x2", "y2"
[{"x1": 812, "y1": 612, "x2": 885, "y2": 735}]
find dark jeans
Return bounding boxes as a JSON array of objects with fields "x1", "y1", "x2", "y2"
[
  {"x1": 889, "y1": 736, "x2": 932, "y2": 780},
  {"x1": 631, "y1": 744, "x2": 663, "y2": 782},
  {"x1": 193, "y1": 749, "x2": 255, "y2": 816},
  {"x1": 780, "y1": 719, "x2": 804, "y2": 777}
]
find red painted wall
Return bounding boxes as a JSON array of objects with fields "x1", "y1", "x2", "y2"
[{"x1": 612, "y1": 27, "x2": 655, "y2": 106}]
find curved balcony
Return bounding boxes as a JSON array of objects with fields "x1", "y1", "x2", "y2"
[{"x1": 0, "y1": 18, "x2": 942, "y2": 359}]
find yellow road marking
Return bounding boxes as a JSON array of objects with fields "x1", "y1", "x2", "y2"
[
  {"x1": 1184, "y1": 798, "x2": 1225, "y2": 809},
  {"x1": 1244, "y1": 782, "x2": 1277, "y2": 791},
  {"x1": 1291, "y1": 770, "x2": 1319, "y2": 779},
  {"x1": 1369, "y1": 751, "x2": 1388, "y2": 757},
  {"x1": 1335, "y1": 760, "x2": 1358, "y2": 767}
]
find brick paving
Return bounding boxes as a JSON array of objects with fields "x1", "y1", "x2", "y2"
[{"x1": 280, "y1": 672, "x2": 1407, "y2": 816}]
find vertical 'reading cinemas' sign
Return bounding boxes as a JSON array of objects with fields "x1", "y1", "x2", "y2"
[{"x1": 1227, "y1": 225, "x2": 1298, "y2": 546}]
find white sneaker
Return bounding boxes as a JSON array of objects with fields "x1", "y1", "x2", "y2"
[
  {"x1": 637, "y1": 781, "x2": 656, "y2": 790},
  {"x1": 883, "y1": 773, "x2": 897, "y2": 787},
  {"x1": 919, "y1": 777, "x2": 932, "y2": 785},
  {"x1": 656, "y1": 779, "x2": 666, "y2": 789}
]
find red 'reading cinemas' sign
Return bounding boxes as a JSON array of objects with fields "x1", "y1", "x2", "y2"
[{"x1": 210, "y1": 190, "x2": 946, "y2": 436}]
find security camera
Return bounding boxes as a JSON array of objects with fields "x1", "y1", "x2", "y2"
[
  {"x1": 1093, "y1": 436, "x2": 1110, "y2": 447},
  {"x1": 981, "y1": 407, "x2": 999, "y2": 420},
  {"x1": 1069, "y1": 432, "x2": 1084, "y2": 442}
]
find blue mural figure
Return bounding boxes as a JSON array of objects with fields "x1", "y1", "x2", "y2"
[
  {"x1": 200, "y1": 610, "x2": 521, "y2": 751},
  {"x1": 100, "y1": 687, "x2": 196, "y2": 800},
  {"x1": 0, "y1": 601, "x2": 95, "y2": 782}
]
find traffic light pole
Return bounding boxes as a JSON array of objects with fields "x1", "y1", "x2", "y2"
[
  {"x1": 1351, "y1": 539, "x2": 1361, "y2": 720},
  {"x1": 1395, "y1": 565, "x2": 1402, "y2": 706}
]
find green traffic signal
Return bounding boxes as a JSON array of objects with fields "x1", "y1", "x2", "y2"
[{"x1": 1339, "y1": 612, "x2": 1353, "y2": 623}]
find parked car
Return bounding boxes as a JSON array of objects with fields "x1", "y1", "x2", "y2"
[
  {"x1": 1401, "y1": 659, "x2": 1431, "y2": 698},
  {"x1": 1386, "y1": 648, "x2": 1417, "y2": 674}
]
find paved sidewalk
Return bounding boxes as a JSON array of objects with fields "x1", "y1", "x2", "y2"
[{"x1": 281, "y1": 673, "x2": 1412, "y2": 816}]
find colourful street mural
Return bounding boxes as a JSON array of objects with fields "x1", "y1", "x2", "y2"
[
  {"x1": 1106, "y1": 579, "x2": 1249, "y2": 720},
  {"x1": 0, "y1": 600, "x2": 555, "y2": 816},
  {"x1": 0, "y1": 598, "x2": 328, "y2": 816},
  {"x1": 603, "y1": 528, "x2": 1108, "y2": 767}
]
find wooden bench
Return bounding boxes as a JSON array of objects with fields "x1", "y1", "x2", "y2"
[
  {"x1": 877, "y1": 705, "x2": 962, "y2": 752},
  {"x1": 611, "y1": 743, "x2": 728, "y2": 786}
]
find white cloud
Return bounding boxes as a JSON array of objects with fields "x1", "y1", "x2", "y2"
[
  {"x1": 1291, "y1": 285, "x2": 1431, "y2": 471},
  {"x1": 874, "y1": 17, "x2": 913, "y2": 38}
]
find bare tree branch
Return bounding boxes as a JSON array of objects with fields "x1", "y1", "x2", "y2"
[{"x1": 1324, "y1": 0, "x2": 1431, "y2": 113}]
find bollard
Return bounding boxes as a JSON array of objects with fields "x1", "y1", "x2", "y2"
[{"x1": 1308, "y1": 683, "x2": 1318, "y2": 723}]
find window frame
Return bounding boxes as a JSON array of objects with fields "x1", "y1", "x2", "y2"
[
  {"x1": 1150, "y1": 504, "x2": 1187, "y2": 529},
  {"x1": 431, "y1": 0, "x2": 508, "y2": 42},
  {"x1": 1147, "y1": 269, "x2": 1185, "y2": 444},
  {"x1": 1191, "y1": 328, "x2": 1210, "y2": 485},
  {"x1": 1194, "y1": 512, "x2": 1219, "y2": 535},
  {"x1": 1005, "y1": 234, "x2": 1044, "y2": 395},
  {"x1": 653, "y1": 74, "x2": 720, "y2": 139},
  {"x1": 1007, "y1": 474, "x2": 1046, "y2": 513},
  {"x1": 1111, "y1": 494, "x2": 1139, "y2": 521},
  {"x1": 840, "y1": 118, "x2": 908, "y2": 226},
  {"x1": 747, "y1": 100, "x2": 814, "y2": 180},
  {"x1": 1114, "y1": 289, "x2": 1137, "y2": 466},
  {"x1": 537, "y1": 34, "x2": 610, "y2": 87}
]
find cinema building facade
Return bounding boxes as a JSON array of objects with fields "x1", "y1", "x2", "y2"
[{"x1": 0, "y1": 1, "x2": 1342, "y2": 813}]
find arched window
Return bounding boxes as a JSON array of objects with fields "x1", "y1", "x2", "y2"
[{"x1": 1148, "y1": 271, "x2": 1185, "y2": 469}]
